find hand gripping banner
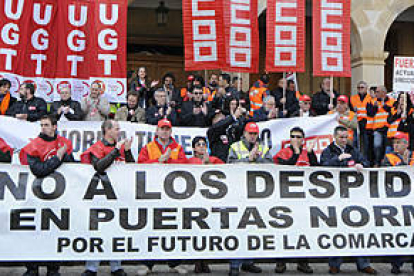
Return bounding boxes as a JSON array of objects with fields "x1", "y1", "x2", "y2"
[
  {"x1": 182, "y1": 0, "x2": 225, "y2": 71},
  {"x1": 266, "y1": 0, "x2": 306, "y2": 73},
  {"x1": 312, "y1": 0, "x2": 351, "y2": 77},
  {"x1": 0, "y1": 0, "x2": 127, "y2": 103},
  {"x1": 222, "y1": 0, "x2": 259, "y2": 73}
]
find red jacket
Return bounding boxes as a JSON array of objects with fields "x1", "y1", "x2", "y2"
[
  {"x1": 19, "y1": 135, "x2": 73, "y2": 165},
  {"x1": 81, "y1": 140, "x2": 127, "y2": 164},
  {"x1": 0, "y1": 138, "x2": 13, "y2": 156},
  {"x1": 187, "y1": 156, "x2": 224, "y2": 164},
  {"x1": 273, "y1": 146, "x2": 318, "y2": 167},
  {"x1": 138, "y1": 137, "x2": 187, "y2": 164}
]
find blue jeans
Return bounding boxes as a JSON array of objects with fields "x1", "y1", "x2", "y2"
[
  {"x1": 85, "y1": 261, "x2": 122, "y2": 272},
  {"x1": 229, "y1": 259, "x2": 253, "y2": 269},
  {"x1": 329, "y1": 257, "x2": 370, "y2": 270},
  {"x1": 373, "y1": 131, "x2": 386, "y2": 165}
]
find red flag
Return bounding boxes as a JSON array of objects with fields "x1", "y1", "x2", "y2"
[
  {"x1": 222, "y1": 0, "x2": 259, "y2": 73},
  {"x1": 313, "y1": 0, "x2": 351, "y2": 77},
  {"x1": 266, "y1": 0, "x2": 305, "y2": 73},
  {"x1": 182, "y1": 0, "x2": 225, "y2": 71}
]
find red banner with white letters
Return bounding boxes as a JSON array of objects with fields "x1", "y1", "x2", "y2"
[
  {"x1": 182, "y1": 0, "x2": 225, "y2": 71},
  {"x1": 0, "y1": 0, "x2": 127, "y2": 103},
  {"x1": 266, "y1": 0, "x2": 305, "y2": 73},
  {"x1": 313, "y1": 0, "x2": 351, "y2": 77},
  {"x1": 222, "y1": 0, "x2": 259, "y2": 73}
]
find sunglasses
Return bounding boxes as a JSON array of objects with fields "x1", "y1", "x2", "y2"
[
  {"x1": 291, "y1": 135, "x2": 303, "y2": 139},
  {"x1": 193, "y1": 92, "x2": 203, "y2": 95}
]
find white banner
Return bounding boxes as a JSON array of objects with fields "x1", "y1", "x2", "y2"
[
  {"x1": 0, "y1": 164, "x2": 413, "y2": 260},
  {"x1": 393, "y1": 56, "x2": 414, "y2": 92},
  {"x1": 0, "y1": 115, "x2": 337, "y2": 162}
]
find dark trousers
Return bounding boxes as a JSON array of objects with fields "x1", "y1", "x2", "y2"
[{"x1": 26, "y1": 263, "x2": 59, "y2": 272}]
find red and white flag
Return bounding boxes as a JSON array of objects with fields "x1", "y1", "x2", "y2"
[
  {"x1": 182, "y1": 0, "x2": 225, "y2": 71},
  {"x1": 222, "y1": 0, "x2": 259, "y2": 73},
  {"x1": 313, "y1": 0, "x2": 351, "y2": 77},
  {"x1": 266, "y1": 0, "x2": 306, "y2": 73}
]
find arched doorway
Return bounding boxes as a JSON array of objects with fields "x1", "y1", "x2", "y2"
[{"x1": 384, "y1": 5, "x2": 414, "y2": 91}]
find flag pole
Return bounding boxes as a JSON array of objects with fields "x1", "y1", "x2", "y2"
[
  {"x1": 329, "y1": 75, "x2": 334, "y2": 108},
  {"x1": 283, "y1": 71, "x2": 286, "y2": 111}
]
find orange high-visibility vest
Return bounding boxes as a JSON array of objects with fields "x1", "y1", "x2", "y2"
[
  {"x1": 366, "y1": 98, "x2": 395, "y2": 130},
  {"x1": 329, "y1": 110, "x2": 356, "y2": 141},
  {"x1": 249, "y1": 87, "x2": 267, "y2": 115},
  {"x1": 385, "y1": 152, "x2": 414, "y2": 166},
  {"x1": 295, "y1": 91, "x2": 302, "y2": 100},
  {"x1": 387, "y1": 109, "x2": 413, "y2": 138},
  {"x1": 147, "y1": 141, "x2": 181, "y2": 160},
  {"x1": 350, "y1": 94, "x2": 371, "y2": 122}
]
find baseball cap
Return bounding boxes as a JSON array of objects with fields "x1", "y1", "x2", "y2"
[
  {"x1": 245, "y1": 122, "x2": 260, "y2": 133},
  {"x1": 299, "y1": 95, "x2": 311, "y2": 102},
  {"x1": 158, "y1": 119, "x2": 172, "y2": 128},
  {"x1": 394, "y1": 131, "x2": 409, "y2": 142},
  {"x1": 337, "y1": 95, "x2": 349, "y2": 103},
  {"x1": 187, "y1": 75, "x2": 195, "y2": 82}
]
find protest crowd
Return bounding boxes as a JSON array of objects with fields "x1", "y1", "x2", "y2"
[{"x1": 1, "y1": 69, "x2": 413, "y2": 276}]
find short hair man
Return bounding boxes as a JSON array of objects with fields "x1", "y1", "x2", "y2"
[
  {"x1": 51, "y1": 85, "x2": 84, "y2": 121},
  {"x1": 80, "y1": 120, "x2": 134, "y2": 276},
  {"x1": 0, "y1": 78, "x2": 16, "y2": 115},
  {"x1": 321, "y1": 126, "x2": 376, "y2": 275},
  {"x1": 81, "y1": 81, "x2": 110, "y2": 121},
  {"x1": 19, "y1": 115, "x2": 75, "y2": 276},
  {"x1": 7, "y1": 83, "x2": 47, "y2": 121}
]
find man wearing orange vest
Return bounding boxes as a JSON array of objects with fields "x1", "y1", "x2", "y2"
[
  {"x1": 249, "y1": 74, "x2": 270, "y2": 116},
  {"x1": 350, "y1": 81, "x2": 372, "y2": 158},
  {"x1": 382, "y1": 131, "x2": 414, "y2": 274},
  {"x1": 0, "y1": 78, "x2": 16, "y2": 116},
  {"x1": 138, "y1": 118, "x2": 187, "y2": 164},
  {"x1": 366, "y1": 85, "x2": 395, "y2": 167},
  {"x1": 329, "y1": 95, "x2": 358, "y2": 146}
]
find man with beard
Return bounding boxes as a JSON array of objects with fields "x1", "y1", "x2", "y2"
[
  {"x1": 7, "y1": 83, "x2": 47, "y2": 121},
  {"x1": 19, "y1": 115, "x2": 74, "y2": 276},
  {"x1": 115, "y1": 91, "x2": 145, "y2": 123},
  {"x1": 80, "y1": 120, "x2": 133, "y2": 276}
]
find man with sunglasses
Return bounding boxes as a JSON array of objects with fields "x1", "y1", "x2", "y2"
[
  {"x1": 180, "y1": 85, "x2": 211, "y2": 127},
  {"x1": 273, "y1": 127, "x2": 316, "y2": 274},
  {"x1": 227, "y1": 122, "x2": 272, "y2": 276},
  {"x1": 350, "y1": 81, "x2": 372, "y2": 158},
  {"x1": 321, "y1": 126, "x2": 376, "y2": 275}
]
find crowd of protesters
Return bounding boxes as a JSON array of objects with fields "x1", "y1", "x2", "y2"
[{"x1": 0, "y1": 66, "x2": 413, "y2": 276}]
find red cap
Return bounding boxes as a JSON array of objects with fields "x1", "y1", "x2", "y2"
[
  {"x1": 157, "y1": 119, "x2": 172, "y2": 128},
  {"x1": 245, "y1": 122, "x2": 260, "y2": 133},
  {"x1": 299, "y1": 95, "x2": 311, "y2": 102},
  {"x1": 394, "y1": 131, "x2": 409, "y2": 142},
  {"x1": 187, "y1": 75, "x2": 195, "y2": 82},
  {"x1": 337, "y1": 95, "x2": 349, "y2": 103}
]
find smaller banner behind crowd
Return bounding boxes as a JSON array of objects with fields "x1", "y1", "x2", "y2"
[
  {"x1": 0, "y1": 0, "x2": 127, "y2": 103},
  {"x1": 0, "y1": 115, "x2": 337, "y2": 161},
  {"x1": 266, "y1": 0, "x2": 306, "y2": 73},
  {"x1": 312, "y1": 0, "x2": 351, "y2": 77},
  {"x1": 1, "y1": 164, "x2": 414, "y2": 260},
  {"x1": 393, "y1": 56, "x2": 414, "y2": 92}
]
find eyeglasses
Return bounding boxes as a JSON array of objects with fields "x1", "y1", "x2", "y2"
[
  {"x1": 357, "y1": 86, "x2": 366, "y2": 89},
  {"x1": 196, "y1": 142, "x2": 206, "y2": 146},
  {"x1": 302, "y1": 102, "x2": 311, "y2": 105},
  {"x1": 290, "y1": 135, "x2": 303, "y2": 139},
  {"x1": 193, "y1": 92, "x2": 203, "y2": 95}
]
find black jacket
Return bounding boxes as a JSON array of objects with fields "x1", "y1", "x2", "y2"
[
  {"x1": 145, "y1": 104, "x2": 178, "y2": 126},
  {"x1": 90, "y1": 139, "x2": 134, "y2": 174},
  {"x1": 320, "y1": 142, "x2": 369, "y2": 167},
  {"x1": 180, "y1": 100, "x2": 211, "y2": 127},
  {"x1": 311, "y1": 90, "x2": 339, "y2": 116},
  {"x1": 252, "y1": 106, "x2": 283, "y2": 122},
  {"x1": 207, "y1": 115, "x2": 249, "y2": 162},
  {"x1": 27, "y1": 133, "x2": 75, "y2": 178},
  {"x1": 0, "y1": 150, "x2": 11, "y2": 163},
  {"x1": 50, "y1": 99, "x2": 83, "y2": 121},
  {"x1": 6, "y1": 96, "x2": 47, "y2": 122},
  {"x1": 272, "y1": 88, "x2": 299, "y2": 117}
]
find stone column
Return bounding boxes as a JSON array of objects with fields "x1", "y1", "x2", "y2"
[{"x1": 351, "y1": 51, "x2": 389, "y2": 91}]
